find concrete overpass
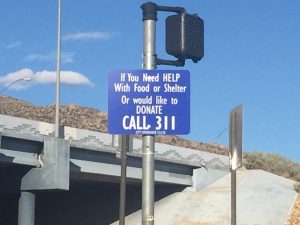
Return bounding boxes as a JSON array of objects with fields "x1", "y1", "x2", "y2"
[{"x1": 0, "y1": 114, "x2": 229, "y2": 225}]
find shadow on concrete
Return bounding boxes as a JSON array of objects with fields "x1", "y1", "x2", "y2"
[{"x1": 0, "y1": 178, "x2": 186, "y2": 225}]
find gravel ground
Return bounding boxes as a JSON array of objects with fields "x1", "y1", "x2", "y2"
[{"x1": 286, "y1": 194, "x2": 300, "y2": 225}]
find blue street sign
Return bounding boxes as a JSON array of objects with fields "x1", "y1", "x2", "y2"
[{"x1": 108, "y1": 70, "x2": 190, "y2": 135}]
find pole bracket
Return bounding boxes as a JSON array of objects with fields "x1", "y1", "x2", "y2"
[{"x1": 156, "y1": 58, "x2": 185, "y2": 67}]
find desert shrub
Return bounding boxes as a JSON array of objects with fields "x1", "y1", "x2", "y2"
[
  {"x1": 294, "y1": 174, "x2": 300, "y2": 183},
  {"x1": 244, "y1": 152, "x2": 300, "y2": 182},
  {"x1": 243, "y1": 152, "x2": 263, "y2": 169},
  {"x1": 294, "y1": 183, "x2": 300, "y2": 193}
]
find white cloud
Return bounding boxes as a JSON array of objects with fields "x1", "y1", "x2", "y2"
[
  {"x1": 0, "y1": 68, "x2": 93, "y2": 90},
  {"x1": 0, "y1": 68, "x2": 33, "y2": 90},
  {"x1": 34, "y1": 70, "x2": 92, "y2": 86},
  {"x1": 24, "y1": 52, "x2": 74, "y2": 64},
  {"x1": 6, "y1": 41, "x2": 21, "y2": 49},
  {"x1": 62, "y1": 31, "x2": 116, "y2": 41}
]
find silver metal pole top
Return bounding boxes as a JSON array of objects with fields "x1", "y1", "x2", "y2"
[{"x1": 143, "y1": 20, "x2": 156, "y2": 70}]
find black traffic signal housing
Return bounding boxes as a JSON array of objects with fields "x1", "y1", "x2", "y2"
[
  {"x1": 141, "y1": 2, "x2": 204, "y2": 66},
  {"x1": 166, "y1": 13, "x2": 204, "y2": 63}
]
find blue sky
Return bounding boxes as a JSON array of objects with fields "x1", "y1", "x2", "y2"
[{"x1": 0, "y1": 0, "x2": 299, "y2": 162}]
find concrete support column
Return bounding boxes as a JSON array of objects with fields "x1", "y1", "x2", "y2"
[{"x1": 18, "y1": 191, "x2": 35, "y2": 225}]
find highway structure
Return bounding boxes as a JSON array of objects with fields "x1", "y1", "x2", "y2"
[{"x1": 0, "y1": 114, "x2": 228, "y2": 225}]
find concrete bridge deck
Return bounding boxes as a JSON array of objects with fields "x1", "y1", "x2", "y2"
[{"x1": 0, "y1": 114, "x2": 229, "y2": 190}]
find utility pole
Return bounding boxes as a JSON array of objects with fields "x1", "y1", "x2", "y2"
[
  {"x1": 141, "y1": 3, "x2": 157, "y2": 225},
  {"x1": 139, "y1": 2, "x2": 204, "y2": 224},
  {"x1": 55, "y1": 0, "x2": 61, "y2": 138}
]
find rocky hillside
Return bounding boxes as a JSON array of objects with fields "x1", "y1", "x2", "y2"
[{"x1": 0, "y1": 95, "x2": 227, "y2": 155}]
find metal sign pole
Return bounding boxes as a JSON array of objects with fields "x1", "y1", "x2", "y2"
[
  {"x1": 229, "y1": 105, "x2": 243, "y2": 225},
  {"x1": 141, "y1": 3, "x2": 157, "y2": 225},
  {"x1": 119, "y1": 135, "x2": 129, "y2": 225},
  {"x1": 231, "y1": 169, "x2": 237, "y2": 225}
]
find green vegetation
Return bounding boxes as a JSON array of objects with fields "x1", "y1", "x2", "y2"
[{"x1": 243, "y1": 152, "x2": 300, "y2": 182}]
